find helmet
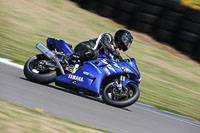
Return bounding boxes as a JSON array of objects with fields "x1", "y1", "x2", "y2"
[{"x1": 114, "y1": 29, "x2": 133, "y2": 51}]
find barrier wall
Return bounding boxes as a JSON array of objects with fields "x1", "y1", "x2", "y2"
[{"x1": 71, "y1": 0, "x2": 200, "y2": 62}]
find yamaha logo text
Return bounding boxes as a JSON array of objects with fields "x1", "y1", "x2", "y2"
[{"x1": 68, "y1": 74, "x2": 84, "y2": 82}]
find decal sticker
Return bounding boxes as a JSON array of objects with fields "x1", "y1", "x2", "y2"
[
  {"x1": 83, "y1": 71, "x2": 89, "y2": 75},
  {"x1": 104, "y1": 68, "x2": 111, "y2": 76},
  {"x1": 113, "y1": 62, "x2": 121, "y2": 69},
  {"x1": 102, "y1": 59, "x2": 108, "y2": 64},
  {"x1": 90, "y1": 62, "x2": 101, "y2": 73},
  {"x1": 102, "y1": 59, "x2": 116, "y2": 73},
  {"x1": 107, "y1": 64, "x2": 116, "y2": 73},
  {"x1": 68, "y1": 74, "x2": 84, "y2": 82}
]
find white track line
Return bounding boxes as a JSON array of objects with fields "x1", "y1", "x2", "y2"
[{"x1": 0, "y1": 57, "x2": 23, "y2": 69}]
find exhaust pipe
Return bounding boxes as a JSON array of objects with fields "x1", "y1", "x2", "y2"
[{"x1": 36, "y1": 43, "x2": 65, "y2": 75}]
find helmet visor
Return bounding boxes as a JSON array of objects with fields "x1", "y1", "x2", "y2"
[{"x1": 121, "y1": 35, "x2": 132, "y2": 50}]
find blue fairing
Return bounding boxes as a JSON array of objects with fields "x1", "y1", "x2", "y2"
[
  {"x1": 47, "y1": 38, "x2": 74, "y2": 55},
  {"x1": 55, "y1": 58, "x2": 141, "y2": 95},
  {"x1": 98, "y1": 53, "x2": 114, "y2": 60},
  {"x1": 124, "y1": 58, "x2": 141, "y2": 81}
]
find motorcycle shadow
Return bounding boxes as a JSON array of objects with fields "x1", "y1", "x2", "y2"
[
  {"x1": 20, "y1": 77, "x2": 132, "y2": 112},
  {"x1": 46, "y1": 84, "x2": 104, "y2": 103}
]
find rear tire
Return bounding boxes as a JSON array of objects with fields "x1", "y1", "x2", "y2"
[
  {"x1": 23, "y1": 54, "x2": 57, "y2": 84},
  {"x1": 102, "y1": 82, "x2": 140, "y2": 108}
]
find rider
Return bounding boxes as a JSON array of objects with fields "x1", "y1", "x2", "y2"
[{"x1": 64, "y1": 29, "x2": 133, "y2": 63}]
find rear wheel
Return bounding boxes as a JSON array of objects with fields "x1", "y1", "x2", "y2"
[
  {"x1": 102, "y1": 82, "x2": 140, "y2": 107},
  {"x1": 23, "y1": 54, "x2": 57, "y2": 84}
]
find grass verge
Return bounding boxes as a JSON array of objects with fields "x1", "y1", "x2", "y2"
[
  {"x1": 0, "y1": 99, "x2": 108, "y2": 133},
  {"x1": 0, "y1": 0, "x2": 200, "y2": 122}
]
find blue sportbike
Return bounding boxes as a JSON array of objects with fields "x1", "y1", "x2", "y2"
[{"x1": 24, "y1": 38, "x2": 141, "y2": 107}]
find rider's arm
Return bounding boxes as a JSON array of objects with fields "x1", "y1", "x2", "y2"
[
  {"x1": 100, "y1": 34, "x2": 124, "y2": 60},
  {"x1": 98, "y1": 33, "x2": 115, "y2": 53},
  {"x1": 112, "y1": 51, "x2": 124, "y2": 61},
  {"x1": 94, "y1": 33, "x2": 124, "y2": 61}
]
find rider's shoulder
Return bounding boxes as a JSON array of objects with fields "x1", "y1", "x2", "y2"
[
  {"x1": 102, "y1": 33, "x2": 113, "y2": 37},
  {"x1": 101, "y1": 33, "x2": 113, "y2": 43}
]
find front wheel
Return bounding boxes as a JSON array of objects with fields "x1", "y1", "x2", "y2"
[
  {"x1": 102, "y1": 82, "x2": 140, "y2": 108},
  {"x1": 23, "y1": 54, "x2": 57, "y2": 84}
]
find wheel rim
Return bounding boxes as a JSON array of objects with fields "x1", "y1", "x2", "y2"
[
  {"x1": 105, "y1": 82, "x2": 135, "y2": 102},
  {"x1": 29, "y1": 57, "x2": 55, "y2": 74}
]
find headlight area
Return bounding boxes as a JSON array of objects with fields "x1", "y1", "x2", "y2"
[
  {"x1": 133, "y1": 63, "x2": 141, "y2": 78},
  {"x1": 124, "y1": 62, "x2": 141, "y2": 78},
  {"x1": 121, "y1": 67, "x2": 127, "y2": 72},
  {"x1": 125, "y1": 74, "x2": 141, "y2": 83}
]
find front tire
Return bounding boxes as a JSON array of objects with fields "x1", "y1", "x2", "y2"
[
  {"x1": 23, "y1": 54, "x2": 57, "y2": 84},
  {"x1": 102, "y1": 82, "x2": 140, "y2": 108}
]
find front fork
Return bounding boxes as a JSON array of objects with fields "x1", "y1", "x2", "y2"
[
  {"x1": 113, "y1": 75, "x2": 125, "y2": 91},
  {"x1": 112, "y1": 75, "x2": 138, "y2": 96},
  {"x1": 111, "y1": 75, "x2": 128, "y2": 97}
]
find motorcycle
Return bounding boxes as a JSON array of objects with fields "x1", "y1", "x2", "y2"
[{"x1": 23, "y1": 38, "x2": 141, "y2": 107}]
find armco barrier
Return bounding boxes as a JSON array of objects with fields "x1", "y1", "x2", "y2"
[{"x1": 70, "y1": 0, "x2": 200, "y2": 62}]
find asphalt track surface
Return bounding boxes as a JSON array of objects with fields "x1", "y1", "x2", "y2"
[{"x1": 0, "y1": 62, "x2": 200, "y2": 133}]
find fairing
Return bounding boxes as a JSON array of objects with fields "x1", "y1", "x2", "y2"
[
  {"x1": 55, "y1": 58, "x2": 141, "y2": 95},
  {"x1": 47, "y1": 38, "x2": 74, "y2": 55}
]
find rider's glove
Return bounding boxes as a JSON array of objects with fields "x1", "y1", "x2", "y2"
[
  {"x1": 118, "y1": 56, "x2": 125, "y2": 62},
  {"x1": 113, "y1": 51, "x2": 120, "y2": 58},
  {"x1": 113, "y1": 51, "x2": 124, "y2": 61}
]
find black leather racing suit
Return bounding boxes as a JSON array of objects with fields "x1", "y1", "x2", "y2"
[{"x1": 74, "y1": 33, "x2": 121, "y2": 61}]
